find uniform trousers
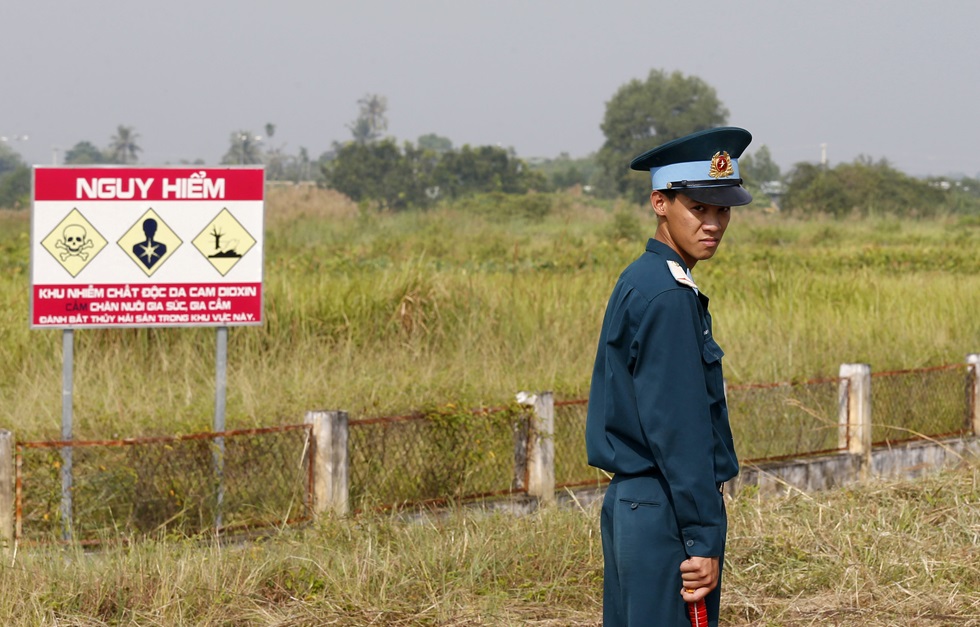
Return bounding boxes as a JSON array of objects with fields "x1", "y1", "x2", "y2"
[{"x1": 601, "y1": 473, "x2": 726, "y2": 627}]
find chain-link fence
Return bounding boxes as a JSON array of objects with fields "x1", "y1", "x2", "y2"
[
  {"x1": 554, "y1": 399, "x2": 608, "y2": 489},
  {"x1": 16, "y1": 425, "x2": 311, "y2": 544},
  {"x1": 552, "y1": 377, "x2": 846, "y2": 487},
  {"x1": 8, "y1": 363, "x2": 977, "y2": 544},
  {"x1": 552, "y1": 377, "x2": 845, "y2": 488},
  {"x1": 871, "y1": 364, "x2": 971, "y2": 444},
  {"x1": 550, "y1": 363, "x2": 977, "y2": 486},
  {"x1": 346, "y1": 406, "x2": 522, "y2": 511},
  {"x1": 727, "y1": 377, "x2": 845, "y2": 461}
]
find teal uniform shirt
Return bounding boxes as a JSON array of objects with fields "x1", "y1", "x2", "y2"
[{"x1": 586, "y1": 238, "x2": 738, "y2": 557}]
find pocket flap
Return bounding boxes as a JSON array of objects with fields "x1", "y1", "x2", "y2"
[{"x1": 702, "y1": 338, "x2": 725, "y2": 363}]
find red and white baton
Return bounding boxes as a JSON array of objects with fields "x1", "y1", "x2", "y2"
[{"x1": 688, "y1": 597, "x2": 708, "y2": 626}]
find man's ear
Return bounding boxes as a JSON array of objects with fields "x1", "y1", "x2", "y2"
[{"x1": 650, "y1": 190, "x2": 669, "y2": 216}]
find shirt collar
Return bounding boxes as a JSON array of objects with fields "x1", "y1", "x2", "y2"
[
  {"x1": 645, "y1": 238, "x2": 688, "y2": 270},
  {"x1": 646, "y1": 238, "x2": 708, "y2": 305}
]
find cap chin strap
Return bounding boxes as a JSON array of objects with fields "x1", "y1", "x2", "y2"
[{"x1": 665, "y1": 178, "x2": 744, "y2": 190}]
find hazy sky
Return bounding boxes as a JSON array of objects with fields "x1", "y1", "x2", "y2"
[{"x1": 2, "y1": 0, "x2": 977, "y2": 177}]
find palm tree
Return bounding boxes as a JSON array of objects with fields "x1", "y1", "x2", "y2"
[
  {"x1": 108, "y1": 125, "x2": 142, "y2": 165},
  {"x1": 221, "y1": 131, "x2": 263, "y2": 165},
  {"x1": 348, "y1": 94, "x2": 388, "y2": 144}
]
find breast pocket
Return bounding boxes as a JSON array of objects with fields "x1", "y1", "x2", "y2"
[{"x1": 702, "y1": 337, "x2": 726, "y2": 405}]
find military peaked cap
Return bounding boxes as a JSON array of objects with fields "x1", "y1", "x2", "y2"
[{"x1": 630, "y1": 127, "x2": 753, "y2": 207}]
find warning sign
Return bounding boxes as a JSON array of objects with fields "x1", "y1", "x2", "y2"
[
  {"x1": 39, "y1": 208, "x2": 108, "y2": 277},
  {"x1": 117, "y1": 208, "x2": 182, "y2": 276},
  {"x1": 191, "y1": 208, "x2": 257, "y2": 276},
  {"x1": 30, "y1": 166, "x2": 264, "y2": 329}
]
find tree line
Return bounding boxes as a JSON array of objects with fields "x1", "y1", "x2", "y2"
[{"x1": 3, "y1": 71, "x2": 979, "y2": 216}]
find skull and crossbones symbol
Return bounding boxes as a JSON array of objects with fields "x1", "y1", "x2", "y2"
[{"x1": 55, "y1": 224, "x2": 94, "y2": 261}]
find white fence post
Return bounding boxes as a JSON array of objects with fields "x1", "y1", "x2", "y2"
[
  {"x1": 838, "y1": 363, "x2": 872, "y2": 475},
  {"x1": 0, "y1": 430, "x2": 13, "y2": 551},
  {"x1": 304, "y1": 411, "x2": 349, "y2": 516},
  {"x1": 517, "y1": 391, "x2": 555, "y2": 505},
  {"x1": 968, "y1": 354, "x2": 980, "y2": 437}
]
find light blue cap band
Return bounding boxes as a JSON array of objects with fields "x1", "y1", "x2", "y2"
[{"x1": 649, "y1": 159, "x2": 741, "y2": 190}]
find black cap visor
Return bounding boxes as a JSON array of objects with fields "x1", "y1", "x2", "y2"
[{"x1": 672, "y1": 184, "x2": 753, "y2": 207}]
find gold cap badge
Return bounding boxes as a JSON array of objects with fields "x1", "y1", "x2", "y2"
[{"x1": 708, "y1": 151, "x2": 734, "y2": 179}]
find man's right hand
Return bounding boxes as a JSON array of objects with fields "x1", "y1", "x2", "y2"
[{"x1": 679, "y1": 555, "x2": 719, "y2": 602}]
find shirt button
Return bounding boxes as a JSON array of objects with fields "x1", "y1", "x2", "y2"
[
  {"x1": 686, "y1": 540, "x2": 694, "y2": 547},
  {"x1": 630, "y1": 502, "x2": 638, "y2": 510}
]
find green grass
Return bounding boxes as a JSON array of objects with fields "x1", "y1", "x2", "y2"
[
  {"x1": 3, "y1": 189, "x2": 980, "y2": 624},
  {"x1": 2, "y1": 191, "x2": 980, "y2": 441},
  {"x1": 2, "y1": 464, "x2": 978, "y2": 625}
]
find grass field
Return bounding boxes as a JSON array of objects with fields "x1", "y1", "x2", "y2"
[
  {"x1": 2, "y1": 186, "x2": 979, "y2": 441},
  {"x1": 1, "y1": 465, "x2": 978, "y2": 625},
  {"x1": 2, "y1": 188, "x2": 980, "y2": 624}
]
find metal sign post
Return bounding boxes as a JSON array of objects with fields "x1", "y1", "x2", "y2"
[
  {"x1": 213, "y1": 326, "x2": 228, "y2": 530},
  {"x1": 60, "y1": 329, "x2": 74, "y2": 542}
]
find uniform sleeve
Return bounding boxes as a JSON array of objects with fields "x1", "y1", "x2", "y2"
[{"x1": 632, "y1": 288, "x2": 725, "y2": 557}]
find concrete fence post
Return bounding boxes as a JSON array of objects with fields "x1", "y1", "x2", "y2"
[
  {"x1": 839, "y1": 363, "x2": 872, "y2": 475},
  {"x1": 0, "y1": 430, "x2": 13, "y2": 551},
  {"x1": 968, "y1": 354, "x2": 980, "y2": 437},
  {"x1": 304, "y1": 411, "x2": 349, "y2": 516},
  {"x1": 516, "y1": 391, "x2": 555, "y2": 505}
]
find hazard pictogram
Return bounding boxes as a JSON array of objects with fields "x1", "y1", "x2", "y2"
[
  {"x1": 191, "y1": 208, "x2": 257, "y2": 276},
  {"x1": 117, "y1": 208, "x2": 182, "y2": 276},
  {"x1": 40, "y1": 208, "x2": 108, "y2": 277}
]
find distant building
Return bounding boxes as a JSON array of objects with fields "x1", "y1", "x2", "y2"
[{"x1": 760, "y1": 181, "x2": 785, "y2": 211}]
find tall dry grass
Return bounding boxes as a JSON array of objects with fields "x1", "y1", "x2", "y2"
[
  {"x1": 2, "y1": 192, "x2": 979, "y2": 441},
  {"x1": 1, "y1": 464, "x2": 977, "y2": 625},
  {"x1": 2, "y1": 193, "x2": 980, "y2": 624}
]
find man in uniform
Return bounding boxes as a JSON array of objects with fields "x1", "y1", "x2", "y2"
[{"x1": 586, "y1": 127, "x2": 752, "y2": 626}]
